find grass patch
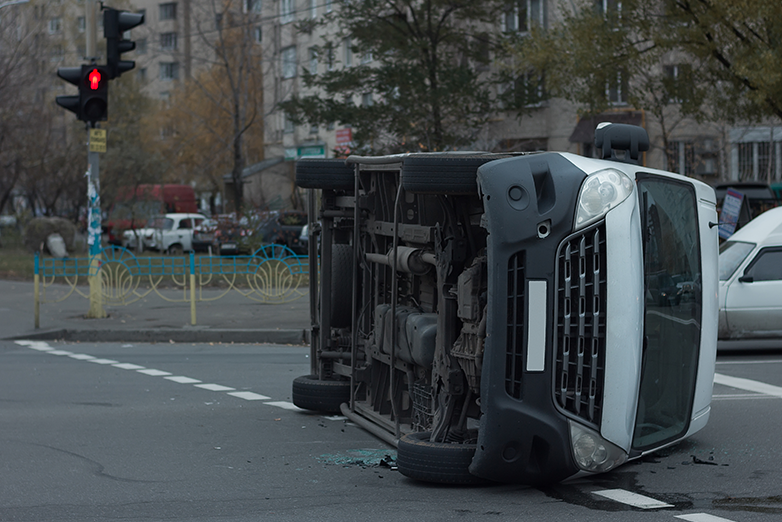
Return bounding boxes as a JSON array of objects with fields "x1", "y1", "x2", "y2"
[{"x1": 0, "y1": 247, "x2": 35, "y2": 281}]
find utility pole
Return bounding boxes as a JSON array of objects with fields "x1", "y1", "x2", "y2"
[{"x1": 85, "y1": 0, "x2": 106, "y2": 318}]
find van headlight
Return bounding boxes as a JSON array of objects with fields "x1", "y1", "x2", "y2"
[
  {"x1": 574, "y1": 169, "x2": 634, "y2": 230},
  {"x1": 569, "y1": 420, "x2": 627, "y2": 473}
]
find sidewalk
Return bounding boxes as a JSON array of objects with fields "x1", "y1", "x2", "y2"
[{"x1": 0, "y1": 280, "x2": 313, "y2": 345}]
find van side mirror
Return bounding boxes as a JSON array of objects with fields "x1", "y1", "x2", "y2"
[{"x1": 738, "y1": 274, "x2": 754, "y2": 283}]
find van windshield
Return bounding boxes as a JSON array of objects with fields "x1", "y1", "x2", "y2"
[
  {"x1": 718, "y1": 241, "x2": 755, "y2": 281},
  {"x1": 633, "y1": 174, "x2": 702, "y2": 451}
]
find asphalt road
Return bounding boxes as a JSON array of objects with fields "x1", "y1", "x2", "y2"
[{"x1": 1, "y1": 340, "x2": 780, "y2": 521}]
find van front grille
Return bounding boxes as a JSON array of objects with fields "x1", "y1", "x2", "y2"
[{"x1": 554, "y1": 224, "x2": 607, "y2": 428}]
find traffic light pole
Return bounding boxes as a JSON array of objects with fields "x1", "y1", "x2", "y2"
[{"x1": 86, "y1": 125, "x2": 106, "y2": 318}]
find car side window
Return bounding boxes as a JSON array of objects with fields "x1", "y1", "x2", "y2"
[
  {"x1": 744, "y1": 248, "x2": 782, "y2": 282},
  {"x1": 179, "y1": 219, "x2": 192, "y2": 230}
]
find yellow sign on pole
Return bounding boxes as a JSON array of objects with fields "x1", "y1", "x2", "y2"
[{"x1": 89, "y1": 129, "x2": 107, "y2": 153}]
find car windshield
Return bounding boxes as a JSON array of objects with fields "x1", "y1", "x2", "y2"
[
  {"x1": 718, "y1": 241, "x2": 755, "y2": 281},
  {"x1": 633, "y1": 174, "x2": 702, "y2": 452}
]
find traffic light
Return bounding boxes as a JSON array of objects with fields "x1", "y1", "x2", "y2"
[
  {"x1": 81, "y1": 65, "x2": 109, "y2": 122},
  {"x1": 55, "y1": 66, "x2": 83, "y2": 120},
  {"x1": 104, "y1": 7, "x2": 145, "y2": 79},
  {"x1": 55, "y1": 65, "x2": 109, "y2": 122}
]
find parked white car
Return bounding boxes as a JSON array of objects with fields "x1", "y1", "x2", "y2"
[
  {"x1": 145, "y1": 213, "x2": 207, "y2": 255},
  {"x1": 719, "y1": 206, "x2": 782, "y2": 343},
  {"x1": 122, "y1": 222, "x2": 157, "y2": 252}
]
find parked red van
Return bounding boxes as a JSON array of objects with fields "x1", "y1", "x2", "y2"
[{"x1": 105, "y1": 185, "x2": 198, "y2": 245}]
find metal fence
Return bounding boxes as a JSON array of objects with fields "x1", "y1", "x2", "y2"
[{"x1": 33, "y1": 244, "x2": 310, "y2": 327}]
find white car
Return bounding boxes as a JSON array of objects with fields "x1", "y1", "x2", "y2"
[
  {"x1": 719, "y1": 206, "x2": 782, "y2": 344},
  {"x1": 122, "y1": 222, "x2": 157, "y2": 252},
  {"x1": 148, "y1": 213, "x2": 207, "y2": 255}
]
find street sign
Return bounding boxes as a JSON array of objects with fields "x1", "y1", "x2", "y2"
[
  {"x1": 89, "y1": 129, "x2": 107, "y2": 153},
  {"x1": 285, "y1": 145, "x2": 325, "y2": 161},
  {"x1": 719, "y1": 188, "x2": 744, "y2": 239}
]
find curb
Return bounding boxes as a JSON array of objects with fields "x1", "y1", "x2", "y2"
[{"x1": 7, "y1": 328, "x2": 310, "y2": 345}]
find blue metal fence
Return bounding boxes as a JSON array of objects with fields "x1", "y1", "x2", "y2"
[{"x1": 33, "y1": 244, "x2": 311, "y2": 327}]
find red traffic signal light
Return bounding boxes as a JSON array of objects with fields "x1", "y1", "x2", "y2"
[
  {"x1": 87, "y1": 68, "x2": 103, "y2": 90},
  {"x1": 81, "y1": 65, "x2": 109, "y2": 122},
  {"x1": 55, "y1": 65, "x2": 108, "y2": 122}
]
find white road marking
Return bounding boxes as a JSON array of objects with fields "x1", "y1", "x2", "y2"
[
  {"x1": 714, "y1": 373, "x2": 782, "y2": 398},
  {"x1": 592, "y1": 489, "x2": 673, "y2": 509},
  {"x1": 716, "y1": 359, "x2": 782, "y2": 365},
  {"x1": 15, "y1": 341, "x2": 53, "y2": 351},
  {"x1": 165, "y1": 376, "x2": 202, "y2": 384},
  {"x1": 227, "y1": 391, "x2": 271, "y2": 401},
  {"x1": 87, "y1": 358, "x2": 119, "y2": 365},
  {"x1": 113, "y1": 363, "x2": 146, "y2": 370},
  {"x1": 713, "y1": 393, "x2": 780, "y2": 401},
  {"x1": 195, "y1": 384, "x2": 235, "y2": 392},
  {"x1": 48, "y1": 350, "x2": 73, "y2": 356},
  {"x1": 137, "y1": 369, "x2": 173, "y2": 376},
  {"x1": 676, "y1": 514, "x2": 737, "y2": 522},
  {"x1": 265, "y1": 401, "x2": 304, "y2": 411},
  {"x1": 14, "y1": 340, "x2": 293, "y2": 412}
]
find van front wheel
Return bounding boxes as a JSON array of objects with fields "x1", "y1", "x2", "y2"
[{"x1": 396, "y1": 431, "x2": 484, "y2": 484}]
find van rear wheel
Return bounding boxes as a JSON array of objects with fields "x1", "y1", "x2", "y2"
[{"x1": 291, "y1": 375, "x2": 350, "y2": 414}]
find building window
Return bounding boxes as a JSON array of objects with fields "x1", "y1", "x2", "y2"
[
  {"x1": 48, "y1": 17, "x2": 61, "y2": 34},
  {"x1": 77, "y1": 16, "x2": 85, "y2": 33},
  {"x1": 308, "y1": 47, "x2": 318, "y2": 75},
  {"x1": 667, "y1": 139, "x2": 719, "y2": 177},
  {"x1": 663, "y1": 64, "x2": 693, "y2": 104},
  {"x1": 160, "y1": 62, "x2": 180, "y2": 81},
  {"x1": 281, "y1": 0, "x2": 294, "y2": 24},
  {"x1": 283, "y1": 113, "x2": 295, "y2": 134},
  {"x1": 738, "y1": 142, "x2": 775, "y2": 181},
  {"x1": 361, "y1": 93, "x2": 373, "y2": 107},
  {"x1": 607, "y1": 69, "x2": 628, "y2": 105},
  {"x1": 138, "y1": 67, "x2": 148, "y2": 82},
  {"x1": 310, "y1": 123, "x2": 318, "y2": 134},
  {"x1": 326, "y1": 43, "x2": 335, "y2": 71},
  {"x1": 51, "y1": 44, "x2": 64, "y2": 61},
  {"x1": 282, "y1": 46, "x2": 297, "y2": 79},
  {"x1": 159, "y1": 2, "x2": 177, "y2": 21},
  {"x1": 731, "y1": 127, "x2": 781, "y2": 182},
  {"x1": 254, "y1": 26, "x2": 262, "y2": 43},
  {"x1": 160, "y1": 32, "x2": 178, "y2": 51},
  {"x1": 514, "y1": 70, "x2": 546, "y2": 107},
  {"x1": 310, "y1": 0, "x2": 317, "y2": 18},
  {"x1": 502, "y1": 0, "x2": 545, "y2": 33},
  {"x1": 361, "y1": 51, "x2": 372, "y2": 65},
  {"x1": 244, "y1": 0, "x2": 262, "y2": 13},
  {"x1": 343, "y1": 38, "x2": 352, "y2": 67},
  {"x1": 136, "y1": 38, "x2": 147, "y2": 54},
  {"x1": 326, "y1": 0, "x2": 332, "y2": 12}
]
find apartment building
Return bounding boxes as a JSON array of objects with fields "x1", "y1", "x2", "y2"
[{"x1": 6, "y1": 0, "x2": 781, "y2": 212}]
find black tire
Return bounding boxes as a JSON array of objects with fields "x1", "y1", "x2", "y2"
[
  {"x1": 291, "y1": 374, "x2": 350, "y2": 414},
  {"x1": 296, "y1": 159, "x2": 355, "y2": 190},
  {"x1": 329, "y1": 243, "x2": 353, "y2": 328},
  {"x1": 168, "y1": 244, "x2": 184, "y2": 256},
  {"x1": 401, "y1": 155, "x2": 511, "y2": 195},
  {"x1": 396, "y1": 431, "x2": 483, "y2": 485}
]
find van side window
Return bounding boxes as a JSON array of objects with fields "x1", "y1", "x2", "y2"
[
  {"x1": 179, "y1": 219, "x2": 192, "y2": 229},
  {"x1": 744, "y1": 248, "x2": 782, "y2": 282}
]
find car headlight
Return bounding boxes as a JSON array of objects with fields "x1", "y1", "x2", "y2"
[
  {"x1": 569, "y1": 420, "x2": 627, "y2": 473},
  {"x1": 574, "y1": 168, "x2": 634, "y2": 230}
]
